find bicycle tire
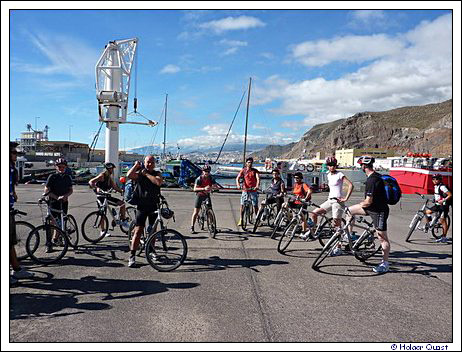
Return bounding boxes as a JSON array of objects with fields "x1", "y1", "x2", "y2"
[
  {"x1": 405, "y1": 213, "x2": 422, "y2": 242},
  {"x1": 198, "y1": 209, "x2": 205, "y2": 230},
  {"x1": 15, "y1": 221, "x2": 35, "y2": 260},
  {"x1": 431, "y1": 214, "x2": 451, "y2": 239},
  {"x1": 266, "y1": 205, "x2": 277, "y2": 228},
  {"x1": 316, "y1": 218, "x2": 346, "y2": 247},
  {"x1": 65, "y1": 214, "x2": 79, "y2": 248},
  {"x1": 26, "y1": 224, "x2": 68, "y2": 264},
  {"x1": 252, "y1": 207, "x2": 264, "y2": 233},
  {"x1": 353, "y1": 230, "x2": 382, "y2": 262},
  {"x1": 312, "y1": 232, "x2": 341, "y2": 269},
  {"x1": 241, "y1": 205, "x2": 249, "y2": 231},
  {"x1": 81, "y1": 211, "x2": 108, "y2": 244},
  {"x1": 277, "y1": 219, "x2": 299, "y2": 254},
  {"x1": 270, "y1": 209, "x2": 289, "y2": 239},
  {"x1": 145, "y1": 229, "x2": 188, "y2": 272},
  {"x1": 206, "y1": 209, "x2": 217, "y2": 238},
  {"x1": 120, "y1": 206, "x2": 136, "y2": 234}
]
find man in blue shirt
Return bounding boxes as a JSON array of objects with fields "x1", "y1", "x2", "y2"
[{"x1": 10, "y1": 142, "x2": 34, "y2": 285}]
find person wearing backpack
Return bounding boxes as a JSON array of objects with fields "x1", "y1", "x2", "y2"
[
  {"x1": 426, "y1": 174, "x2": 452, "y2": 243},
  {"x1": 347, "y1": 156, "x2": 391, "y2": 273}
]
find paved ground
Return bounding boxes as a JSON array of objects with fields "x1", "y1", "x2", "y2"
[{"x1": 8, "y1": 184, "x2": 454, "y2": 343}]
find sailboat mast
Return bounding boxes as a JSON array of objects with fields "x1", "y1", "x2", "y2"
[
  {"x1": 163, "y1": 93, "x2": 168, "y2": 159},
  {"x1": 243, "y1": 77, "x2": 252, "y2": 166}
]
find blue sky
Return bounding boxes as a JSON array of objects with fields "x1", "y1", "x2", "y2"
[{"x1": 8, "y1": 8, "x2": 454, "y2": 151}]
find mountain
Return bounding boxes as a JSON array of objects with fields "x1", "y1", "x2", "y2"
[
  {"x1": 255, "y1": 100, "x2": 452, "y2": 159},
  {"x1": 128, "y1": 143, "x2": 269, "y2": 155},
  {"x1": 249, "y1": 143, "x2": 297, "y2": 160}
]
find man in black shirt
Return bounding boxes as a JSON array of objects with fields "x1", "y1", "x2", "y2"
[
  {"x1": 347, "y1": 156, "x2": 391, "y2": 273},
  {"x1": 126, "y1": 155, "x2": 163, "y2": 267},
  {"x1": 44, "y1": 158, "x2": 73, "y2": 218}
]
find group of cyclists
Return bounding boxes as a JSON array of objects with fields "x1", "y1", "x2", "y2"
[{"x1": 10, "y1": 140, "x2": 453, "y2": 283}]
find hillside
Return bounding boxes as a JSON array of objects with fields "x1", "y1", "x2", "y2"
[{"x1": 256, "y1": 100, "x2": 452, "y2": 159}]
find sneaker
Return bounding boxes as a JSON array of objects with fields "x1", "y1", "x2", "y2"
[
  {"x1": 350, "y1": 232, "x2": 359, "y2": 241},
  {"x1": 10, "y1": 276, "x2": 18, "y2": 286},
  {"x1": 45, "y1": 244, "x2": 53, "y2": 253},
  {"x1": 128, "y1": 255, "x2": 136, "y2": 267},
  {"x1": 330, "y1": 247, "x2": 343, "y2": 256},
  {"x1": 12, "y1": 268, "x2": 35, "y2": 279},
  {"x1": 300, "y1": 231, "x2": 313, "y2": 241},
  {"x1": 373, "y1": 262, "x2": 390, "y2": 273},
  {"x1": 190, "y1": 227, "x2": 197, "y2": 234},
  {"x1": 104, "y1": 231, "x2": 111, "y2": 238},
  {"x1": 121, "y1": 220, "x2": 130, "y2": 232},
  {"x1": 436, "y1": 237, "x2": 448, "y2": 243},
  {"x1": 237, "y1": 219, "x2": 242, "y2": 226}
]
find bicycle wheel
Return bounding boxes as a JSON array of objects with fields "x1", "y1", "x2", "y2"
[
  {"x1": 271, "y1": 209, "x2": 289, "y2": 239},
  {"x1": 198, "y1": 209, "x2": 205, "y2": 230},
  {"x1": 206, "y1": 209, "x2": 217, "y2": 238},
  {"x1": 26, "y1": 224, "x2": 68, "y2": 264},
  {"x1": 252, "y1": 207, "x2": 264, "y2": 233},
  {"x1": 241, "y1": 205, "x2": 249, "y2": 231},
  {"x1": 145, "y1": 229, "x2": 188, "y2": 272},
  {"x1": 81, "y1": 211, "x2": 108, "y2": 244},
  {"x1": 316, "y1": 218, "x2": 346, "y2": 247},
  {"x1": 120, "y1": 206, "x2": 136, "y2": 234},
  {"x1": 405, "y1": 213, "x2": 423, "y2": 242},
  {"x1": 431, "y1": 214, "x2": 451, "y2": 239},
  {"x1": 266, "y1": 206, "x2": 277, "y2": 228},
  {"x1": 278, "y1": 219, "x2": 300, "y2": 254},
  {"x1": 353, "y1": 230, "x2": 382, "y2": 262},
  {"x1": 312, "y1": 232, "x2": 341, "y2": 269},
  {"x1": 65, "y1": 214, "x2": 79, "y2": 248},
  {"x1": 15, "y1": 221, "x2": 35, "y2": 260}
]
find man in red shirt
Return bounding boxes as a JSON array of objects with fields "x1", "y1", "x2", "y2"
[{"x1": 236, "y1": 157, "x2": 260, "y2": 226}]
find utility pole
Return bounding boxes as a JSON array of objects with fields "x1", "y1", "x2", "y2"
[
  {"x1": 243, "y1": 77, "x2": 252, "y2": 166},
  {"x1": 69, "y1": 125, "x2": 73, "y2": 153},
  {"x1": 35, "y1": 116, "x2": 40, "y2": 131},
  {"x1": 162, "y1": 93, "x2": 168, "y2": 159}
]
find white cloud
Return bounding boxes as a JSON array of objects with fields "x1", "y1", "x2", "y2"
[
  {"x1": 177, "y1": 123, "x2": 297, "y2": 148},
  {"x1": 254, "y1": 14, "x2": 452, "y2": 127},
  {"x1": 199, "y1": 16, "x2": 265, "y2": 34},
  {"x1": 222, "y1": 47, "x2": 238, "y2": 56},
  {"x1": 290, "y1": 34, "x2": 405, "y2": 67},
  {"x1": 219, "y1": 39, "x2": 248, "y2": 47},
  {"x1": 160, "y1": 64, "x2": 181, "y2": 74}
]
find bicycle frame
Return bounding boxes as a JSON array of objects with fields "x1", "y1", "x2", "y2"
[
  {"x1": 38, "y1": 198, "x2": 68, "y2": 234},
  {"x1": 95, "y1": 191, "x2": 124, "y2": 226}
]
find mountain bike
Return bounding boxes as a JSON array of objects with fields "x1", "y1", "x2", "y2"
[
  {"x1": 252, "y1": 191, "x2": 282, "y2": 233},
  {"x1": 312, "y1": 202, "x2": 382, "y2": 269},
  {"x1": 128, "y1": 195, "x2": 188, "y2": 272},
  {"x1": 26, "y1": 195, "x2": 78, "y2": 264},
  {"x1": 240, "y1": 189, "x2": 256, "y2": 231},
  {"x1": 406, "y1": 192, "x2": 451, "y2": 242},
  {"x1": 197, "y1": 191, "x2": 218, "y2": 238},
  {"x1": 81, "y1": 190, "x2": 136, "y2": 244},
  {"x1": 10, "y1": 208, "x2": 35, "y2": 260},
  {"x1": 277, "y1": 199, "x2": 343, "y2": 254}
]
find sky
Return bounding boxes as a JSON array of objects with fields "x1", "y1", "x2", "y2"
[{"x1": 7, "y1": 6, "x2": 456, "y2": 152}]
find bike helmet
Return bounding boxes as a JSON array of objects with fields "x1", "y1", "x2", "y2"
[
  {"x1": 202, "y1": 165, "x2": 211, "y2": 172},
  {"x1": 161, "y1": 208, "x2": 174, "y2": 219},
  {"x1": 55, "y1": 158, "x2": 68, "y2": 166},
  {"x1": 104, "y1": 162, "x2": 116, "y2": 169},
  {"x1": 325, "y1": 156, "x2": 338, "y2": 166},
  {"x1": 357, "y1": 155, "x2": 375, "y2": 166},
  {"x1": 432, "y1": 173, "x2": 442, "y2": 180}
]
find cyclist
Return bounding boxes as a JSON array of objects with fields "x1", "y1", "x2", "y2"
[
  {"x1": 44, "y1": 158, "x2": 74, "y2": 221},
  {"x1": 9, "y1": 142, "x2": 34, "y2": 285},
  {"x1": 236, "y1": 157, "x2": 260, "y2": 225},
  {"x1": 191, "y1": 165, "x2": 220, "y2": 234},
  {"x1": 426, "y1": 174, "x2": 452, "y2": 243},
  {"x1": 286, "y1": 172, "x2": 312, "y2": 238},
  {"x1": 305, "y1": 156, "x2": 354, "y2": 243},
  {"x1": 261, "y1": 169, "x2": 286, "y2": 216},
  {"x1": 347, "y1": 156, "x2": 391, "y2": 273},
  {"x1": 89, "y1": 162, "x2": 129, "y2": 235},
  {"x1": 126, "y1": 155, "x2": 163, "y2": 268}
]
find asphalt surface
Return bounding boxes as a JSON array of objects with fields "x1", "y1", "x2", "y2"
[{"x1": 8, "y1": 184, "x2": 454, "y2": 344}]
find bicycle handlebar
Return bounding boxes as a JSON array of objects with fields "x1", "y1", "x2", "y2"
[{"x1": 11, "y1": 209, "x2": 27, "y2": 216}]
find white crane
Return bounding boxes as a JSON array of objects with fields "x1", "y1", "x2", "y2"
[{"x1": 95, "y1": 37, "x2": 156, "y2": 178}]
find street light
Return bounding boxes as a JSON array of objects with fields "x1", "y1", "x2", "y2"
[
  {"x1": 69, "y1": 125, "x2": 73, "y2": 153},
  {"x1": 35, "y1": 116, "x2": 40, "y2": 131}
]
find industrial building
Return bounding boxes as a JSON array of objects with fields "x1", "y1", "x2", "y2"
[{"x1": 335, "y1": 148, "x2": 395, "y2": 167}]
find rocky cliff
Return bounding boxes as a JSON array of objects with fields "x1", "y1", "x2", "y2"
[{"x1": 278, "y1": 99, "x2": 452, "y2": 159}]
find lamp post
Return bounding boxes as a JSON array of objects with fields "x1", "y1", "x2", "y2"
[{"x1": 69, "y1": 125, "x2": 73, "y2": 153}]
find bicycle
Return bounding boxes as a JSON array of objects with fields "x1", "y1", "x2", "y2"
[
  {"x1": 312, "y1": 203, "x2": 382, "y2": 269},
  {"x1": 128, "y1": 195, "x2": 188, "y2": 272},
  {"x1": 277, "y1": 199, "x2": 343, "y2": 254},
  {"x1": 406, "y1": 192, "x2": 451, "y2": 242},
  {"x1": 197, "y1": 191, "x2": 218, "y2": 238},
  {"x1": 270, "y1": 205, "x2": 295, "y2": 239},
  {"x1": 81, "y1": 190, "x2": 136, "y2": 244},
  {"x1": 26, "y1": 195, "x2": 78, "y2": 264},
  {"x1": 252, "y1": 191, "x2": 282, "y2": 233},
  {"x1": 240, "y1": 188, "x2": 256, "y2": 231},
  {"x1": 10, "y1": 208, "x2": 35, "y2": 260}
]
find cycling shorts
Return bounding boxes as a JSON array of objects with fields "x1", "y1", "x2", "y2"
[
  {"x1": 195, "y1": 195, "x2": 211, "y2": 209},
  {"x1": 241, "y1": 192, "x2": 258, "y2": 206},
  {"x1": 429, "y1": 204, "x2": 450, "y2": 218},
  {"x1": 135, "y1": 206, "x2": 158, "y2": 227},
  {"x1": 364, "y1": 208, "x2": 389, "y2": 232}
]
